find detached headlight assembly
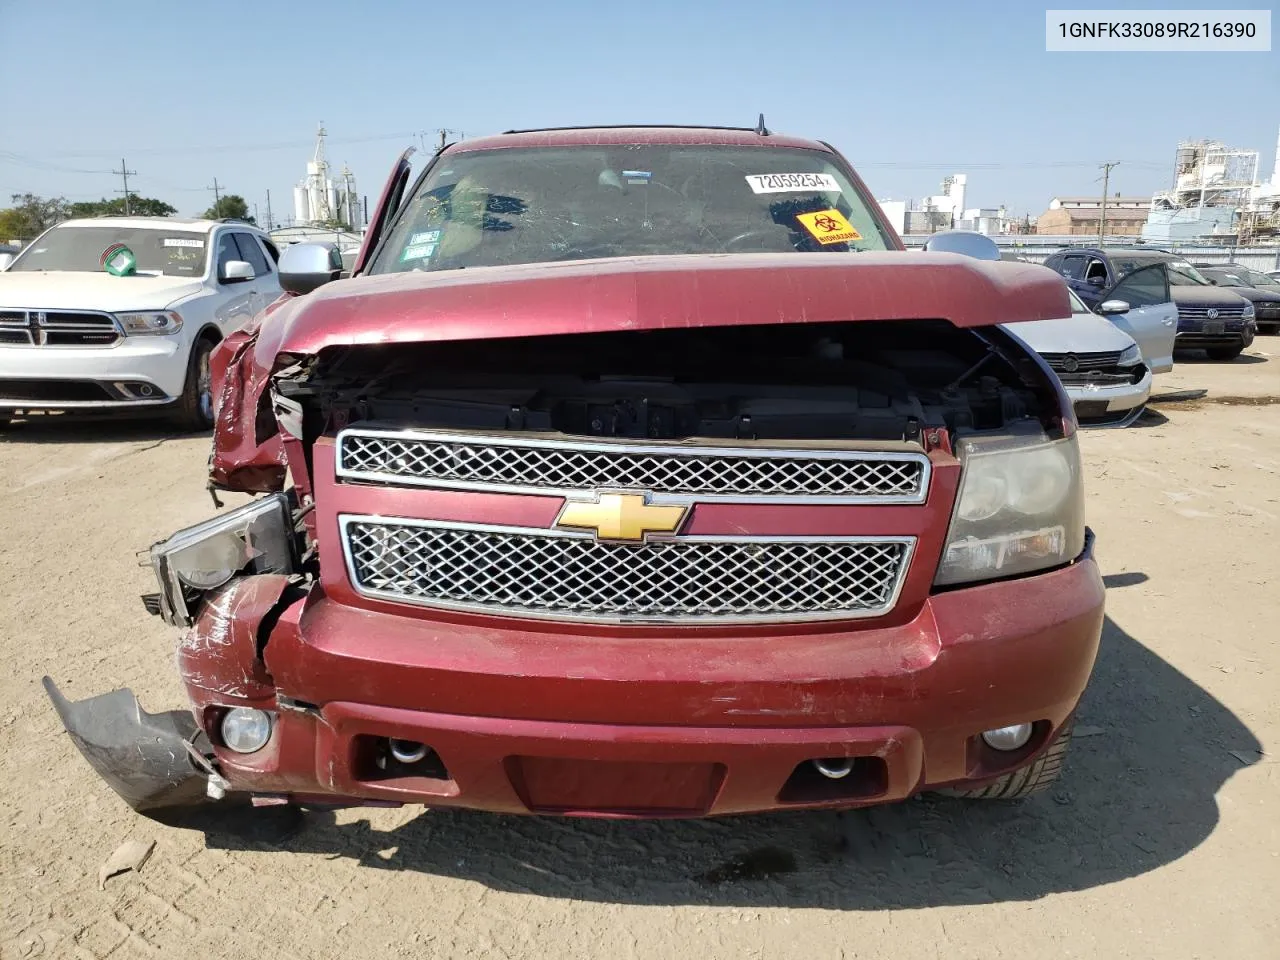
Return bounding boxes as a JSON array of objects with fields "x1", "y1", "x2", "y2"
[
  {"x1": 935, "y1": 429, "x2": 1085, "y2": 587},
  {"x1": 150, "y1": 493, "x2": 295, "y2": 625},
  {"x1": 1117, "y1": 343, "x2": 1141, "y2": 365},
  {"x1": 118, "y1": 310, "x2": 183, "y2": 336}
]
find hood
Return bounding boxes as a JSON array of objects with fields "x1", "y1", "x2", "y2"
[
  {"x1": 1005, "y1": 311, "x2": 1136, "y2": 354},
  {"x1": 1170, "y1": 285, "x2": 1253, "y2": 307},
  {"x1": 1216, "y1": 286, "x2": 1280, "y2": 306},
  {"x1": 0, "y1": 271, "x2": 205, "y2": 312},
  {"x1": 257, "y1": 252, "x2": 1071, "y2": 360}
]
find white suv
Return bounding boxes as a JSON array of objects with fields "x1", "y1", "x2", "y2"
[{"x1": 0, "y1": 217, "x2": 283, "y2": 429}]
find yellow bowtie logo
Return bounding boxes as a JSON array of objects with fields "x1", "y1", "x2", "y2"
[{"x1": 556, "y1": 493, "x2": 688, "y2": 542}]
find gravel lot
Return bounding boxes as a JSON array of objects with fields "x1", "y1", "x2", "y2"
[{"x1": 1, "y1": 344, "x2": 1277, "y2": 960}]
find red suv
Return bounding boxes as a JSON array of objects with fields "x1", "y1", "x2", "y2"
[{"x1": 46, "y1": 126, "x2": 1104, "y2": 820}]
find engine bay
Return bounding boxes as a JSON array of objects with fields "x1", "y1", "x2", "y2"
[{"x1": 276, "y1": 320, "x2": 1059, "y2": 445}]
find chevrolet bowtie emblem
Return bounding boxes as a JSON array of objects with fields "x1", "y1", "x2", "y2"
[{"x1": 556, "y1": 493, "x2": 688, "y2": 542}]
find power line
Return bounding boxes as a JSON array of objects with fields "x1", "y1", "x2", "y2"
[{"x1": 113, "y1": 158, "x2": 136, "y2": 215}]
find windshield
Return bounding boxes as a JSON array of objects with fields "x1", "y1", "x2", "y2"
[
  {"x1": 1068, "y1": 289, "x2": 1093, "y2": 315},
  {"x1": 1166, "y1": 260, "x2": 1210, "y2": 286},
  {"x1": 370, "y1": 145, "x2": 894, "y2": 274},
  {"x1": 1208, "y1": 266, "x2": 1279, "y2": 290},
  {"x1": 9, "y1": 225, "x2": 209, "y2": 277}
]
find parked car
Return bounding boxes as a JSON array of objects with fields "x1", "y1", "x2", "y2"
[
  {"x1": 1044, "y1": 247, "x2": 1255, "y2": 362},
  {"x1": 920, "y1": 233, "x2": 1150, "y2": 428},
  {"x1": 1011, "y1": 288, "x2": 1150, "y2": 428},
  {"x1": 45, "y1": 126, "x2": 1104, "y2": 824},
  {"x1": 0, "y1": 243, "x2": 21, "y2": 269},
  {"x1": 1191, "y1": 263, "x2": 1280, "y2": 334},
  {"x1": 0, "y1": 217, "x2": 283, "y2": 428}
]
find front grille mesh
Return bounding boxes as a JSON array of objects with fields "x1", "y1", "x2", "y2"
[
  {"x1": 338, "y1": 430, "x2": 927, "y2": 501},
  {"x1": 1178, "y1": 305, "x2": 1246, "y2": 320},
  {"x1": 1040, "y1": 351, "x2": 1122, "y2": 372},
  {"x1": 0, "y1": 309, "x2": 121, "y2": 346},
  {"x1": 343, "y1": 518, "x2": 912, "y2": 623}
]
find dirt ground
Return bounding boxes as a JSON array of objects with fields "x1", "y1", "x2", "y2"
[{"x1": 1, "y1": 343, "x2": 1277, "y2": 960}]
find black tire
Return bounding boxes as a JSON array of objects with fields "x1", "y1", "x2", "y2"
[
  {"x1": 172, "y1": 336, "x2": 217, "y2": 431},
  {"x1": 1205, "y1": 344, "x2": 1244, "y2": 361},
  {"x1": 944, "y1": 720, "x2": 1074, "y2": 801}
]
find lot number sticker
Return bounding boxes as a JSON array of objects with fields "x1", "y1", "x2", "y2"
[
  {"x1": 745, "y1": 173, "x2": 840, "y2": 194},
  {"x1": 162, "y1": 238, "x2": 205, "y2": 248},
  {"x1": 796, "y1": 208, "x2": 861, "y2": 245}
]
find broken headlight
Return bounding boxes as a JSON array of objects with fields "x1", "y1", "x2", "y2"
[
  {"x1": 149, "y1": 493, "x2": 295, "y2": 625},
  {"x1": 935, "y1": 427, "x2": 1085, "y2": 587}
]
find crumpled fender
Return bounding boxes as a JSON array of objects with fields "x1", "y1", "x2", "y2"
[
  {"x1": 43, "y1": 678, "x2": 211, "y2": 815},
  {"x1": 208, "y1": 296, "x2": 296, "y2": 493}
]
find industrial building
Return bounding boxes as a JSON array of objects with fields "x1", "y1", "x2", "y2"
[
  {"x1": 1036, "y1": 196, "x2": 1149, "y2": 236},
  {"x1": 290, "y1": 125, "x2": 364, "y2": 231}
]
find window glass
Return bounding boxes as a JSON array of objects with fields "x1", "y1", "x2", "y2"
[
  {"x1": 1058, "y1": 255, "x2": 1086, "y2": 280},
  {"x1": 9, "y1": 225, "x2": 209, "y2": 276},
  {"x1": 1108, "y1": 264, "x2": 1169, "y2": 307},
  {"x1": 1083, "y1": 257, "x2": 1108, "y2": 283},
  {"x1": 214, "y1": 233, "x2": 238, "y2": 281},
  {"x1": 233, "y1": 233, "x2": 271, "y2": 276},
  {"x1": 370, "y1": 144, "x2": 895, "y2": 274}
]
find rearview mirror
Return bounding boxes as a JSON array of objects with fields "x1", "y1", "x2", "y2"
[
  {"x1": 1086, "y1": 275, "x2": 1106, "y2": 286},
  {"x1": 0, "y1": 253, "x2": 14, "y2": 271},
  {"x1": 279, "y1": 242, "x2": 343, "y2": 296},
  {"x1": 221, "y1": 260, "x2": 255, "y2": 283},
  {"x1": 1098, "y1": 299, "x2": 1130, "y2": 315}
]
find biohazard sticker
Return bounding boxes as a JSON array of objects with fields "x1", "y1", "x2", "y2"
[
  {"x1": 795, "y1": 208, "x2": 861, "y2": 245},
  {"x1": 745, "y1": 173, "x2": 840, "y2": 194}
]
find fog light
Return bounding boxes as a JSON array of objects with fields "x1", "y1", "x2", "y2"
[
  {"x1": 981, "y1": 722, "x2": 1034, "y2": 751},
  {"x1": 220, "y1": 707, "x2": 272, "y2": 754}
]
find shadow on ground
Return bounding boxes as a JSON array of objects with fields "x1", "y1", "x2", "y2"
[
  {"x1": 0, "y1": 414, "x2": 204, "y2": 445},
  {"x1": 1172, "y1": 350, "x2": 1268, "y2": 366},
  {"x1": 186, "y1": 609, "x2": 1259, "y2": 909}
]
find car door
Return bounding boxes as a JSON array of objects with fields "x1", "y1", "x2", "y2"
[
  {"x1": 1099, "y1": 263, "x2": 1177, "y2": 374},
  {"x1": 211, "y1": 231, "x2": 258, "y2": 333}
]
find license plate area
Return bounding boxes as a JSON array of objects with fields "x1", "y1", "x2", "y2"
[
  {"x1": 1202, "y1": 321, "x2": 1225, "y2": 335},
  {"x1": 507, "y1": 757, "x2": 726, "y2": 816}
]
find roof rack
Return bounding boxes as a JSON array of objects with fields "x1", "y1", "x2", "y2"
[{"x1": 501, "y1": 123, "x2": 769, "y2": 136}]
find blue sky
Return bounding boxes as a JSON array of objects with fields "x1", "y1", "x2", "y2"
[{"x1": 1, "y1": 0, "x2": 1275, "y2": 219}]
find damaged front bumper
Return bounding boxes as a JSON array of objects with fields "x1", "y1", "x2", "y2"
[{"x1": 42, "y1": 678, "x2": 221, "y2": 816}]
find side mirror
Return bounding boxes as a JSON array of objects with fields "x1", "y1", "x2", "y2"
[
  {"x1": 1099, "y1": 299, "x2": 1130, "y2": 315},
  {"x1": 920, "y1": 230, "x2": 1000, "y2": 261},
  {"x1": 0, "y1": 253, "x2": 14, "y2": 271},
  {"x1": 1086, "y1": 275, "x2": 1106, "y2": 286},
  {"x1": 279, "y1": 242, "x2": 342, "y2": 296},
  {"x1": 222, "y1": 260, "x2": 255, "y2": 283}
]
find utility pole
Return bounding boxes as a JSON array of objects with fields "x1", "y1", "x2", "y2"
[
  {"x1": 265, "y1": 190, "x2": 274, "y2": 231},
  {"x1": 208, "y1": 178, "x2": 222, "y2": 217},
  {"x1": 436, "y1": 129, "x2": 462, "y2": 151},
  {"x1": 113, "y1": 158, "x2": 136, "y2": 215},
  {"x1": 1098, "y1": 161, "x2": 1120, "y2": 247}
]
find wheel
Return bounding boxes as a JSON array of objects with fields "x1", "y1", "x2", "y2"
[
  {"x1": 1205, "y1": 344, "x2": 1244, "y2": 361},
  {"x1": 172, "y1": 337, "x2": 217, "y2": 431},
  {"x1": 944, "y1": 720, "x2": 1074, "y2": 800}
]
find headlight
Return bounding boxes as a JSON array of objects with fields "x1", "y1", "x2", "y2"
[
  {"x1": 117, "y1": 310, "x2": 183, "y2": 336},
  {"x1": 1241, "y1": 302, "x2": 1255, "y2": 320},
  {"x1": 150, "y1": 494, "x2": 295, "y2": 625},
  {"x1": 935, "y1": 428, "x2": 1085, "y2": 587},
  {"x1": 1117, "y1": 343, "x2": 1141, "y2": 365}
]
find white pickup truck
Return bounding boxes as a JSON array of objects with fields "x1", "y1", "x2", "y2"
[{"x1": 0, "y1": 217, "x2": 283, "y2": 429}]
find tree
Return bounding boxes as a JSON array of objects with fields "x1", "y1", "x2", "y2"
[
  {"x1": 0, "y1": 193, "x2": 69, "y2": 239},
  {"x1": 202, "y1": 194, "x2": 255, "y2": 224},
  {"x1": 67, "y1": 195, "x2": 176, "y2": 219}
]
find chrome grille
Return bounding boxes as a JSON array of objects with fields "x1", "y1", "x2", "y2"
[
  {"x1": 1177, "y1": 305, "x2": 1246, "y2": 320},
  {"x1": 336, "y1": 429, "x2": 929, "y2": 503},
  {"x1": 0, "y1": 309, "x2": 121, "y2": 347},
  {"x1": 1040, "y1": 350, "x2": 1122, "y2": 372},
  {"x1": 341, "y1": 516, "x2": 914, "y2": 623}
]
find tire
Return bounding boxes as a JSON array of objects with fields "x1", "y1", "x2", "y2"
[
  {"x1": 172, "y1": 336, "x2": 217, "y2": 431},
  {"x1": 944, "y1": 720, "x2": 1074, "y2": 801},
  {"x1": 1205, "y1": 344, "x2": 1244, "y2": 361}
]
